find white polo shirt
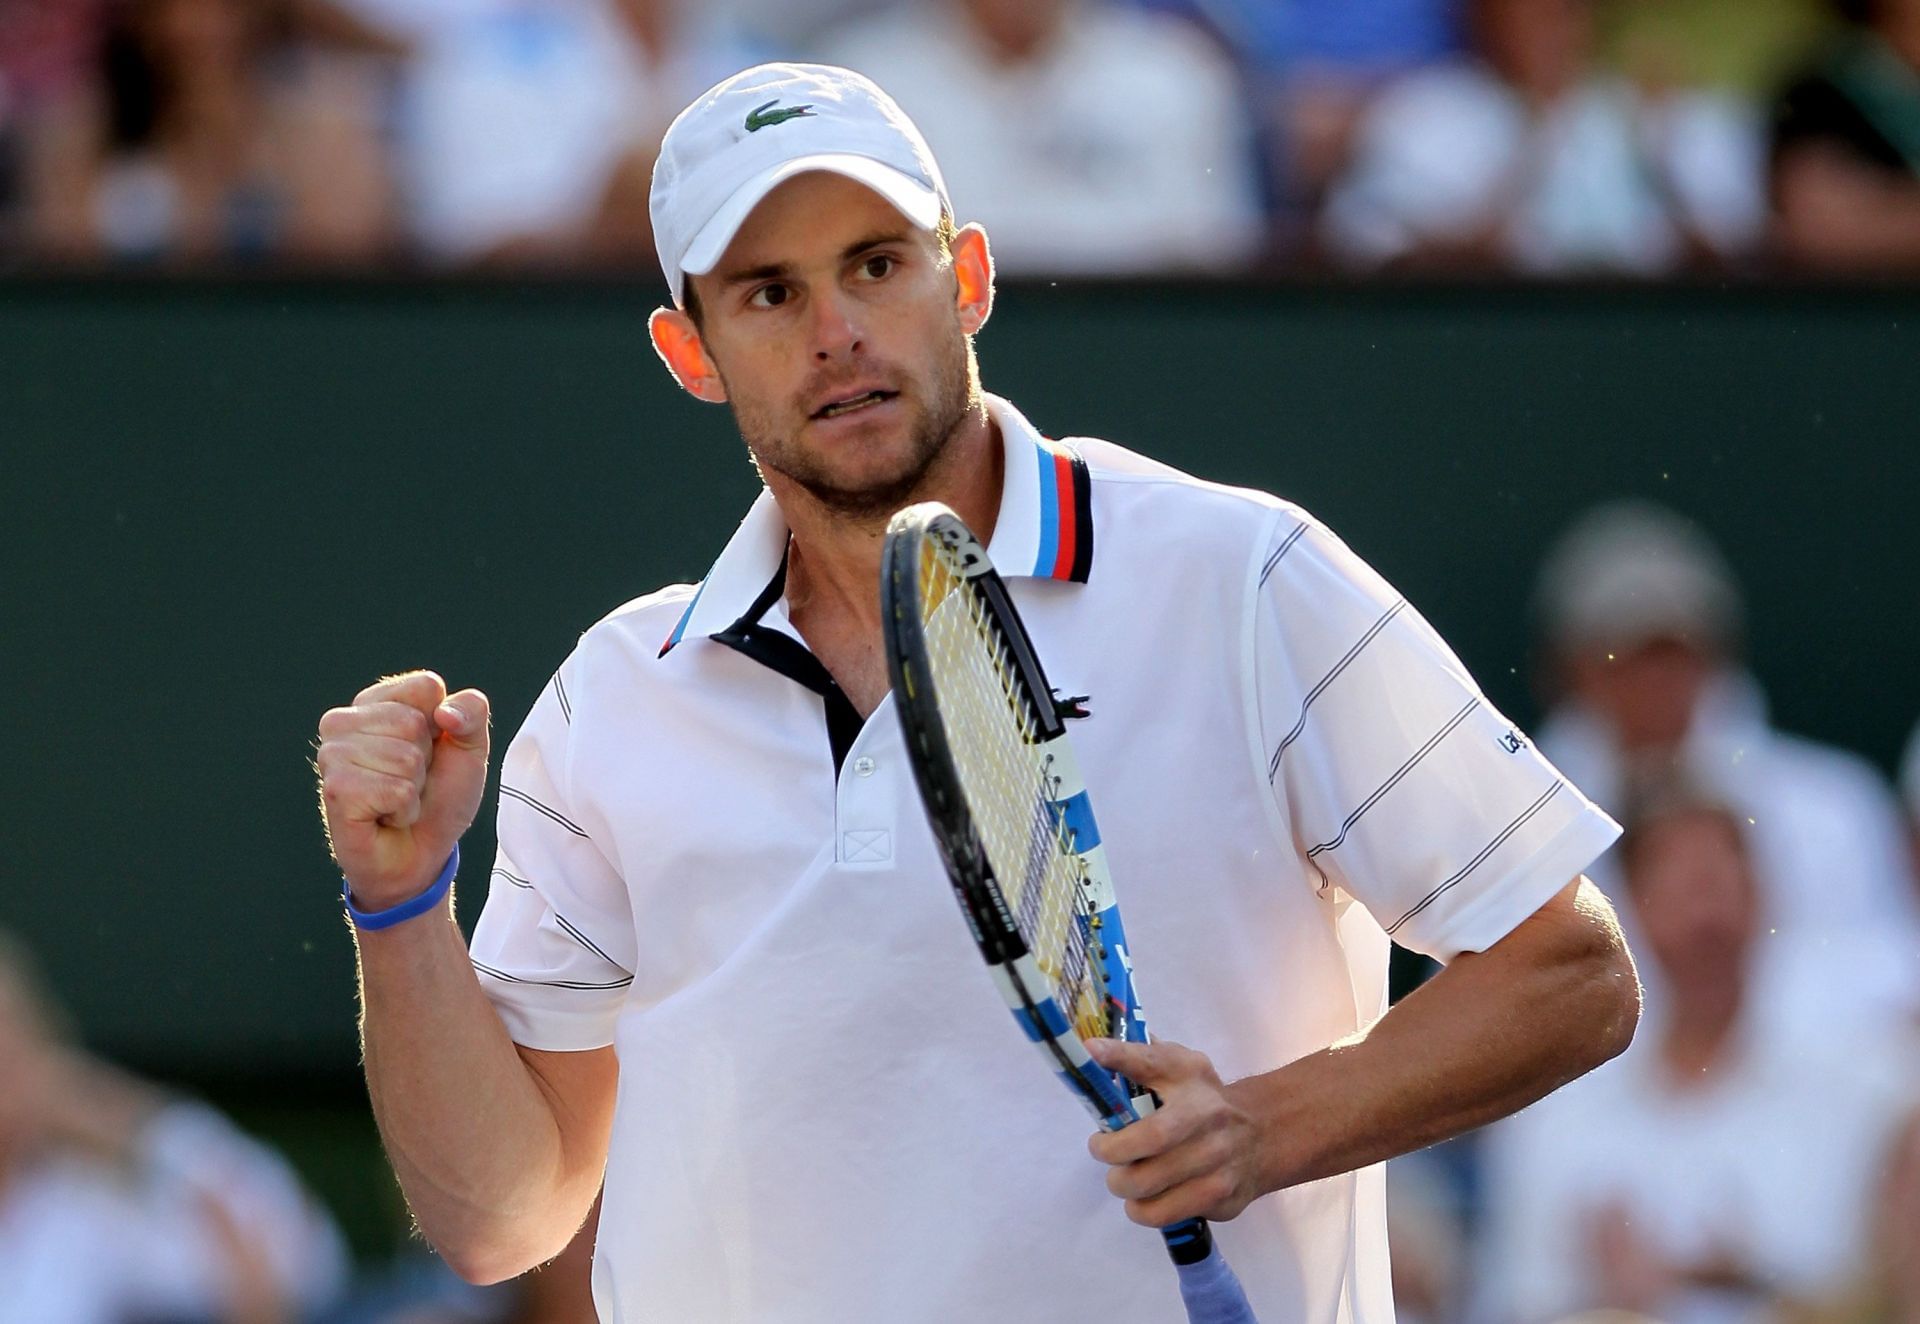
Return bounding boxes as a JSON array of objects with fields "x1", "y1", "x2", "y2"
[{"x1": 469, "y1": 394, "x2": 1620, "y2": 1324}]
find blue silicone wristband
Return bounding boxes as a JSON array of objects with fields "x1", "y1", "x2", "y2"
[{"x1": 343, "y1": 843, "x2": 459, "y2": 931}]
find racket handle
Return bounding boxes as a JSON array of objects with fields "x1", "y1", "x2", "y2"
[{"x1": 1163, "y1": 1219, "x2": 1260, "y2": 1323}]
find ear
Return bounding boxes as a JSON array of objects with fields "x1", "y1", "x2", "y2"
[
  {"x1": 648, "y1": 306, "x2": 728, "y2": 403},
  {"x1": 950, "y1": 223, "x2": 994, "y2": 336}
]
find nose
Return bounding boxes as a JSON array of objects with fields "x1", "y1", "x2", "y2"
[{"x1": 810, "y1": 285, "x2": 864, "y2": 363}]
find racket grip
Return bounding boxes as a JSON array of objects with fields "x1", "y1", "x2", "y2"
[{"x1": 1163, "y1": 1219, "x2": 1260, "y2": 1323}]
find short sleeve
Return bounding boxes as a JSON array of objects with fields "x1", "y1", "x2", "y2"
[
  {"x1": 1251, "y1": 510, "x2": 1621, "y2": 962},
  {"x1": 469, "y1": 662, "x2": 636, "y2": 1050}
]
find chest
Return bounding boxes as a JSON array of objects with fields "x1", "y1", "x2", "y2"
[{"x1": 579, "y1": 579, "x2": 1340, "y2": 1042}]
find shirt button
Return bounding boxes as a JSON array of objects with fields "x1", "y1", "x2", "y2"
[{"x1": 853, "y1": 756, "x2": 876, "y2": 777}]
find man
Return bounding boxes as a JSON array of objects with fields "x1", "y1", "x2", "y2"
[
  {"x1": 1532, "y1": 499, "x2": 1920, "y2": 1041},
  {"x1": 1479, "y1": 783, "x2": 1914, "y2": 1323},
  {"x1": 819, "y1": 0, "x2": 1265, "y2": 274},
  {"x1": 314, "y1": 62, "x2": 1638, "y2": 1322}
]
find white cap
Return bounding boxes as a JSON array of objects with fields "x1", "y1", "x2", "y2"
[
  {"x1": 1534, "y1": 499, "x2": 1744, "y2": 653},
  {"x1": 650, "y1": 62, "x2": 950, "y2": 306}
]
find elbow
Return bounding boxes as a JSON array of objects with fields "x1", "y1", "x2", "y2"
[
  {"x1": 1561, "y1": 908, "x2": 1642, "y2": 1079},
  {"x1": 428, "y1": 1218, "x2": 571, "y2": 1286},
  {"x1": 1583, "y1": 940, "x2": 1642, "y2": 1072},
  {"x1": 437, "y1": 1237, "x2": 543, "y2": 1287},
  {"x1": 1533, "y1": 879, "x2": 1642, "y2": 1082}
]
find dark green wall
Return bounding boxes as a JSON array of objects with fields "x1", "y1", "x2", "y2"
[{"x1": 5, "y1": 277, "x2": 1916, "y2": 1073}]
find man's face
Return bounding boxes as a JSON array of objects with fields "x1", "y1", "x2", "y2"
[
  {"x1": 1474, "y1": 0, "x2": 1592, "y2": 91},
  {"x1": 1561, "y1": 635, "x2": 1717, "y2": 754},
  {"x1": 683, "y1": 173, "x2": 977, "y2": 522},
  {"x1": 1626, "y1": 809, "x2": 1758, "y2": 996}
]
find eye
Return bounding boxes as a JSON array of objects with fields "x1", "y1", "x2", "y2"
[
  {"x1": 747, "y1": 283, "x2": 791, "y2": 309},
  {"x1": 859, "y1": 254, "x2": 895, "y2": 280}
]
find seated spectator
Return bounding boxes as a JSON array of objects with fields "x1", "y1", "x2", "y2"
[
  {"x1": 1771, "y1": 0, "x2": 1920, "y2": 272},
  {"x1": 0, "y1": 932, "x2": 347, "y2": 1323},
  {"x1": 1321, "y1": 0, "x2": 1765, "y2": 273},
  {"x1": 1478, "y1": 782, "x2": 1915, "y2": 1324},
  {"x1": 821, "y1": 0, "x2": 1266, "y2": 275},
  {"x1": 0, "y1": 0, "x2": 107, "y2": 260},
  {"x1": 1532, "y1": 500, "x2": 1920, "y2": 1042},
  {"x1": 82, "y1": 0, "x2": 400, "y2": 264},
  {"x1": 365, "y1": 0, "x2": 754, "y2": 267}
]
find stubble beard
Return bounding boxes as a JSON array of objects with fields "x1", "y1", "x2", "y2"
[{"x1": 730, "y1": 326, "x2": 979, "y2": 524}]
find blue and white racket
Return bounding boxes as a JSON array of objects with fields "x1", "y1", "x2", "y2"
[{"x1": 881, "y1": 501, "x2": 1258, "y2": 1324}]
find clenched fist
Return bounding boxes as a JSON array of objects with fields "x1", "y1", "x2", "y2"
[{"x1": 317, "y1": 670, "x2": 491, "y2": 910}]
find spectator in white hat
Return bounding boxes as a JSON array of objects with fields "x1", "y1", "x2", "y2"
[{"x1": 1533, "y1": 499, "x2": 1920, "y2": 1042}]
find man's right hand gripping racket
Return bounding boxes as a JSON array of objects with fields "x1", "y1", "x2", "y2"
[{"x1": 881, "y1": 501, "x2": 1259, "y2": 1323}]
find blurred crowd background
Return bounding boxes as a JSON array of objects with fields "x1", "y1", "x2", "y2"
[
  {"x1": 2, "y1": 0, "x2": 1919, "y2": 277},
  {"x1": 6, "y1": 0, "x2": 1920, "y2": 1322}
]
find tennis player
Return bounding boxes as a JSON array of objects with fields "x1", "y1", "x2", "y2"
[{"x1": 315, "y1": 63, "x2": 1639, "y2": 1322}]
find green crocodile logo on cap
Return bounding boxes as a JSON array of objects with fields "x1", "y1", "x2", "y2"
[{"x1": 745, "y1": 99, "x2": 816, "y2": 132}]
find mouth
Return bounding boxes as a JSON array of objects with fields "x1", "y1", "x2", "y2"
[{"x1": 810, "y1": 389, "x2": 898, "y2": 421}]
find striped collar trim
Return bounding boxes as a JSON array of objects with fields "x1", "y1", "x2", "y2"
[
  {"x1": 660, "y1": 393, "x2": 1094, "y2": 657},
  {"x1": 986, "y1": 394, "x2": 1095, "y2": 585}
]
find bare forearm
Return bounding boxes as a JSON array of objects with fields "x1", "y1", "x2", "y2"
[
  {"x1": 1231, "y1": 879, "x2": 1639, "y2": 1192},
  {"x1": 355, "y1": 906, "x2": 586, "y2": 1280}
]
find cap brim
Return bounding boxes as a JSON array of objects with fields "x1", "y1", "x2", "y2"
[{"x1": 678, "y1": 153, "x2": 943, "y2": 287}]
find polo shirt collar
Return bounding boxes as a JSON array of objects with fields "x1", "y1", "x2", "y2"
[{"x1": 660, "y1": 393, "x2": 1094, "y2": 656}]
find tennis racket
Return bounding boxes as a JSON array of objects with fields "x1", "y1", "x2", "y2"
[{"x1": 881, "y1": 501, "x2": 1259, "y2": 1324}]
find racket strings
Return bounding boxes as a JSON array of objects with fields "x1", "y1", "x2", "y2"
[{"x1": 917, "y1": 545, "x2": 1108, "y2": 1041}]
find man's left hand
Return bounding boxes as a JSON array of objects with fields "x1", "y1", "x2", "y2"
[{"x1": 1084, "y1": 1037, "x2": 1263, "y2": 1227}]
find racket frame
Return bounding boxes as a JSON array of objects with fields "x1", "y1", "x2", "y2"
[{"x1": 881, "y1": 501, "x2": 1219, "y2": 1269}]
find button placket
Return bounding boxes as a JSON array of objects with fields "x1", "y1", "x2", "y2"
[{"x1": 836, "y1": 706, "x2": 897, "y2": 867}]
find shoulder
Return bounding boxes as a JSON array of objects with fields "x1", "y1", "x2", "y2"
[
  {"x1": 1766, "y1": 729, "x2": 1904, "y2": 818},
  {"x1": 1061, "y1": 435, "x2": 1396, "y2": 622},
  {"x1": 566, "y1": 582, "x2": 699, "y2": 665},
  {"x1": 495, "y1": 582, "x2": 705, "y2": 776},
  {"x1": 1071, "y1": 434, "x2": 1311, "y2": 551},
  {"x1": 521, "y1": 582, "x2": 702, "y2": 727}
]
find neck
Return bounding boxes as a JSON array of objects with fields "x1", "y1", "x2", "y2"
[
  {"x1": 1658, "y1": 984, "x2": 1743, "y2": 1086},
  {"x1": 779, "y1": 399, "x2": 1000, "y2": 635},
  {"x1": 613, "y1": 0, "x2": 672, "y2": 63}
]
